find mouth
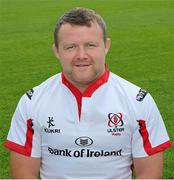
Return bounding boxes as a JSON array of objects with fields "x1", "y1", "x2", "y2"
[
  {"x1": 73, "y1": 64, "x2": 91, "y2": 71},
  {"x1": 75, "y1": 64, "x2": 90, "y2": 67}
]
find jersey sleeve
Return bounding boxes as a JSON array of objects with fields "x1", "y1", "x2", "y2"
[
  {"x1": 132, "y1": 93, "x2": 172, "y2": 158},
  {"x1": 4, "y1": 93, "x2": 41, "y2": 157}
]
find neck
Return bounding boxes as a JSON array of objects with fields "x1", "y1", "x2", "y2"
[{"x1": 62, "y1": 66, "x2": 109, "y2": 94}]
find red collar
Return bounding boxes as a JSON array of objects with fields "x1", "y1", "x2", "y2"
[
  {"x1": 61, "y1": 67, "x2": 110, "y2": 119},
  {"x1": 62, "y1": 67, "x2": 110, "y2": 97}
]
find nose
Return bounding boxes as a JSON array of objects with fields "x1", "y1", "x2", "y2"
[{"x1": 76, "y1": 46, "x2": 88, "y2": 60}]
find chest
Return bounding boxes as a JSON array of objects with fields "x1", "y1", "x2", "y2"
[{"x1": 34, "y1": 90, "x2": 133, "y2": 155}]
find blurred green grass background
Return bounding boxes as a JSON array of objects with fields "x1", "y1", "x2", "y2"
[{"x1": 0, "y1": 0, "x2": 173, "y2": 178}]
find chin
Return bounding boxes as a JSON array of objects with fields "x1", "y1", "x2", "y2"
[{"x1": 72, "y1": 71, "x2": 99, "y2": 84}]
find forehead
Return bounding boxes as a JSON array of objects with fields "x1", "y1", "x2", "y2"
[{"x1": 58, "y1": 22, "x2": 103, "y2": 44}]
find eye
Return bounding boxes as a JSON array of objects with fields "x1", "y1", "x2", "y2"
[
  {"x1": 66, "y1": 46, "x2": 74, "y2": 50},
  {"x1": 64, "y1": 44, "x2": 76, "y2": 50},
  {"x1": 86, "y1": 43, "x2": 97, "y2": 48}
]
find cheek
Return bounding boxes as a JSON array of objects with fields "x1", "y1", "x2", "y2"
[
  {"x1": 93, "y1": 50, "x2": 106, "y2": 63},
  {"x1": 59, "y1": 53, "x2": 73, "y2": 66}
]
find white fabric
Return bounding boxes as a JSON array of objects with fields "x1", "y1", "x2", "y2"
[{"x1": 6, "y1": 72, "x2": 171, "y2": 179}]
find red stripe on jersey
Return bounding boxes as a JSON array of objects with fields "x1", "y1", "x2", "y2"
[
  {"x1": 62, "y1": 74, "x2": 82, "y2": 118},
  {"x1": 62, "y1": 66, "x2": 110, "y2": 119},
  {"x1": 4, "y1": 119, "x2": 34, "y2": 156},
  {"x1": 137, "y1": 120, "x2": 172, "y2": 155}
]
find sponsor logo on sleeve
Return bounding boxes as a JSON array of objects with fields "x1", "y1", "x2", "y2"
[
  {"x1": 26, "y1": 89, "x2": 34, "y2": 100},
  {"x1": 136, "y1": 89, "x2": 147, "y2": 102}
]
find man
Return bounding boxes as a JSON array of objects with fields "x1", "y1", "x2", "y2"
[{"x1": 4, "y1": 7, "x2": 172, "y2": 179}]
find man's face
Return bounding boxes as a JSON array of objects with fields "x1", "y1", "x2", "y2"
[{"x1": 54, "y1": 22, "x2": 110, "y2": 90}]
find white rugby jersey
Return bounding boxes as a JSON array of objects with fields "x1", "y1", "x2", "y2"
[{"x1": 5, "y1": 68, "x2": 172, "y2": 179}]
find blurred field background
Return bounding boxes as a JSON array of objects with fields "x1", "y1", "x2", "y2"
[{"x1": 0, "y1": 0, "x2": 174, "y2": 178}]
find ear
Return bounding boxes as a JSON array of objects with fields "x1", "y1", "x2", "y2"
[
  {"x1": 104, "y1": 38, "x2": 111, "y2": 55},
  {"x1": 52, "y1": 44, "x2": 60, "y2": 59}
]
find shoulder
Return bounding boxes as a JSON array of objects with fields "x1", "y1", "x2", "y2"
[
  {"x1": 109, "y1": 72, "x2": 148, "y2": 102},
  {"x1": 108, "y1": 72, "x2": 157, "y2": 116},
  {"x1": 19, "y1": 73, "x2": 61, "y2": 107},
  {"x1": 25, "y1": 73, "x2": 61, "y2": 100},
  {"x1": 108, "y1": 72, "x2": 163, "y2": 132}
]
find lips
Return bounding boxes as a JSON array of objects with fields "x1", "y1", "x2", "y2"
[
  {"x1": 75, "y1": 64, "x2": 91, "y2": 67},
  {"x1": 73, "y1": 64, "x2": 91, "y2": 71}
]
